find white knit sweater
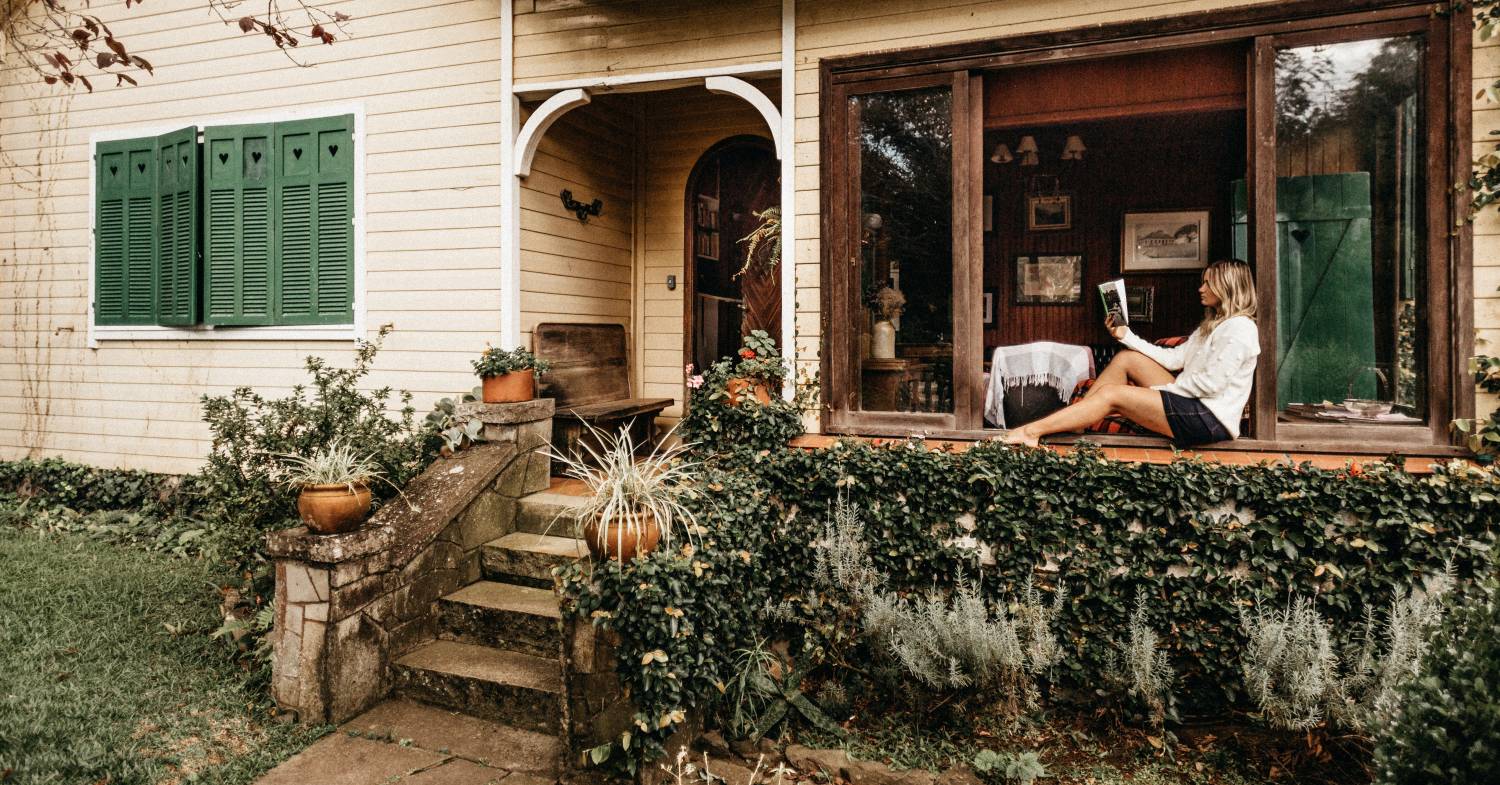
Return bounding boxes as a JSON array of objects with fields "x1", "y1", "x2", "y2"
[{"x1": 1119, "y1": 316, "x2": 1261, "y2": 438}]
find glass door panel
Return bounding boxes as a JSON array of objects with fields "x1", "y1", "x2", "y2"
[
  {"x1": 849, "y1": 86, "x2": 955, "y2": 413},
  {"x1": 1271, "y1": 35, "x2": 1427, "y2": 426}
]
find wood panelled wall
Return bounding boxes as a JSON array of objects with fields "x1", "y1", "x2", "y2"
[
  {"x1": 518, "y1": 96, "x2": 637, "y2": 348},
  {"x1": 985, "y1": 111, "x2": 1246, "y2": 350},
  {"x1": 0, "y1": 0, "x2": 508, "y2": 473}
]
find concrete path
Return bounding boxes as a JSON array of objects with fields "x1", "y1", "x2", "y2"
[{"x1": 256, "y1": 699, "x2": 563, "y2": 785}]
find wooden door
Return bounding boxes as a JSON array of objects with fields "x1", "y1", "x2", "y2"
[{"x1": 685, "y1": 137, "x2": 779, "y2": 372}]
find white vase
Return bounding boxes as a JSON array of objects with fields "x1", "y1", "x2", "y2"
[{"x1": 871, "y1": 319, "x2": 896, "y2": 359}]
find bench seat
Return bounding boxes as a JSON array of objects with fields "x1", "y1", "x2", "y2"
[
  {"x1": 553, "y1": 398, "x2": 675, "y2": 422},
  {"x1": 533, "y1": 323, "x2": 676, "y2": 464}
]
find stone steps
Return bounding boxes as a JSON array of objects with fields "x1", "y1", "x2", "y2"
[
  {"x1": 514, "y1": 490, "x2": 588, "y2": 537},
  {"x1": 392, "y1": 640, "x2": 565, "y2": 736},
  {"x1": 482, "y1": 531, "x2": 589, "y2": 587},
  {"x1": 435, "y1": 580, "x2": 562, "y2": 660}
]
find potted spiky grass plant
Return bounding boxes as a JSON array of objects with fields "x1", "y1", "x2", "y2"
[
  {"x1": 549, "y1": 424, "x2": 698, "y2": 562},
  {"x1": 279, "y1": 440, "x2": 385, "y2": 534}
]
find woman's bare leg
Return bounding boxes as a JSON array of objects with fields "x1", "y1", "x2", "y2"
[
  {"x1": 1086, "y1": 350, "x2": 1175, "y2": 397},
  {"x1": 1003, "y1": 383, "x2": 1172, "y2": 447}
]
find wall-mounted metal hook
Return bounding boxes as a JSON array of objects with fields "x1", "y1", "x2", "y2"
[{"x1": 560, "y1": 189, "x2": 603, "y2": 223}]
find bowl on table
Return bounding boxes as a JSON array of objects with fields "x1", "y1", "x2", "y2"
[{"x1": 1342, "y1": 398, "x2": 1393, "y2": 418}]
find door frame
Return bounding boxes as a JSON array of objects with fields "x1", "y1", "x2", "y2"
[{"x1": 681, "y1": 133, "x2": 779, "y2": 376}]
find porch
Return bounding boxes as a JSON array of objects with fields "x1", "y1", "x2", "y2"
[{"x1": 507, "y1": 74, "x2": 791, "y2": 428}]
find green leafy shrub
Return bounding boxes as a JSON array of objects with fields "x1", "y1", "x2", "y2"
[
  {"x1": 471, "y1": 345, "x2": 550, "y2": 378},
  {"x1": 679, "y1": 330, "x2": 804, "y2": 455},
  {"x1": 561, "y1": 438, "x2": 1499, "y2": 772},
  {"x1": 424, "y1": 388, "x2": 485, "y2": 457},
  {"x1": 197, "y1": 327, "x2": 427, "y2": 547},
  {"x1": 0, "y1": 457, "x2": 195, "y2": 517},
  {"x1": 1372, "y1": 562, "x2": 1500, "y2": 785}
]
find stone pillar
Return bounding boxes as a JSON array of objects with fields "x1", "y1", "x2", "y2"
[
  {"x1": 458, "y1": 398, "x2": 554, "y2": 495},
  {"x1": 265, "y1": 525, "x2": 394, "y2": 724}
]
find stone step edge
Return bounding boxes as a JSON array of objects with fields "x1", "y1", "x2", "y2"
[
  {"x1": 393, "y1": 640, "x2": 564, "y2": 695},
  {"x1": 439, "y1": 580, "x2": 563, "y2": 620}
]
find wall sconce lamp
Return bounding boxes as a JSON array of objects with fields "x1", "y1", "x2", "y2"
[
  {"x1": 1015, "y1": 135, "x2": 1039, "y2": 166},
  {"x1": 989, "y1": 142, "x2": 1013, "y2": 164},
  {"x1": 560, "y1": 189, "x2": 603, "y2": 223},
  {"x1": 1061, "y1": 135, "x2": 1087, "y2": 161}
]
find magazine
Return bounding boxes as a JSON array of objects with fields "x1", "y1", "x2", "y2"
[{"x1": 1098, "y1": 279, "x2": 1128, "y2": 326}]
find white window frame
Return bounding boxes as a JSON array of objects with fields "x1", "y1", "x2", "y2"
[{"x1": 86, "y1": 101, "x2": 367, "y2": 346}]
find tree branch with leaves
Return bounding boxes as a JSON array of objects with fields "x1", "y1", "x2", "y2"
[{"x1": 1, "y1": 0, "x2": 349, "y2": 93}]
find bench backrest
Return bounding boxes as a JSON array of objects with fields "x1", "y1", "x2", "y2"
[{"x1": 532, "y1": 322, "x2": 631, "y2": 407}]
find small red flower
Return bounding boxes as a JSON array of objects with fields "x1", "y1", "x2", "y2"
[{"x1": 739, "y1": 348, "x2": 756, "y2": 360}]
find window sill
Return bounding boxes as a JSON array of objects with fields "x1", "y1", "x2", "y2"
[{"x1": 91, "y1": 324, "x2": 357, "y2": 345}]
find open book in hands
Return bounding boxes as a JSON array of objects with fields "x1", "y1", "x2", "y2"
[{"x1": 1099, "y1": 279, "x2": 1128, "y2": 328}]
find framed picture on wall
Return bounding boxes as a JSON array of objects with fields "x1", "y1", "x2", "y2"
[
  {"x1": 1027, "y1": 194, "x2": 1072, "y2": 231},
  {"x1": 1014, "y1": 255, "x2": 1083, "y2": 304},
  {"x1": 1121, "y1": 209, "x2": 1209, "y2": 271},
  {"x1": 1125, "y1": 285, "x2": 1156, "y2": 323},
  {"x1": 983, "y1": 289, "x2": 997, "y2": 325}
]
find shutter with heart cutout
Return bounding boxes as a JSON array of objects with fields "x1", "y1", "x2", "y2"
[
  {"x1": 275, "y1": 115, "x2": 354, "y2": 324},
  {"x1": 95, "y1": 136, "x2": 159, "y2": 325},
  {"x1": 204, "y1": 123, "x2": 276, "y2": 325},
  {"x1": 155, "y1": 127, "x2": 200, "y2": 326}
]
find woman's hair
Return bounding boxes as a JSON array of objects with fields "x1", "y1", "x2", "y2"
[{"x1": 1200, "y1": 258, "x2": 1256, "y2": 333}]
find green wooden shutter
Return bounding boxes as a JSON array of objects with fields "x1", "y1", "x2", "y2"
[
  {"x1": 274, "y1": 115, "x2": 354, "y2": 324},
  {"x1": 94, "y1": 137, "x2": 158, "y2": 325},
  {"x1": 203, "y1": 123, "x2": 275, "y2": 325},
  {"x1": 155, "y1": 127, "x2": 200, "y2": 325},
  {"x1": 1232, "y1": 175, "x2": 1377, "y2": 408}
]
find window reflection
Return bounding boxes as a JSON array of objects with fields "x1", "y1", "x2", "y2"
[
  {"x1": 851, "y1": 87, "x2": 954, "y2": 413},
  {"x1": 1273, "y1": 36, "x2": 1425, "y2": 424}
]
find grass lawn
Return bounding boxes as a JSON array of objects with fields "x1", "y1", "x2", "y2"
[{"x1": 0, "y1": 528, "x2": 327, "y2": 785}]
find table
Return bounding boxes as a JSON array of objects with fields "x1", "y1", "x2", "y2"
[{"x1": 984, "y1": 342, "x2": 1095, "y2": 428}]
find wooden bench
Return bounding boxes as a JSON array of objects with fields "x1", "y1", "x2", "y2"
[{"x1": 532, "y1": 323, "x2": 674, "y2": 463}]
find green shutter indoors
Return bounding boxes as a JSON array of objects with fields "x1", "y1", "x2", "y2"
[
  {"x1": 95, "y1": 136, "x2": 159, "y2": 325},
  {"x1": 155, "y1": 127, "x2": 200, "y2": 326},
  {"x1": 204, "y1": 123, "x2": 275, "y2": 326}
]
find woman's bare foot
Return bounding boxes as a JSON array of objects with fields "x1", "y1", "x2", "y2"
[{"x1": 1001, "y1": 425, "x2": 1040, "y2": 447}]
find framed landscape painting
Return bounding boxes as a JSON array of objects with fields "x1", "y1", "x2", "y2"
[
  {"x1": 1014, "y1": 255, "x2": 1083, "y2": 304},
  {"x1": 1121, "y1": 210, "x2": 1209, "y2": 271}
]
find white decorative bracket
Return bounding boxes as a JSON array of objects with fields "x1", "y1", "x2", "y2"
[
  {"x1": 704, "y1": 75, "x2": 785, "y2": 160},
  {"x1": 514, "y1": 88, "x2": 591, "y2": 178}
]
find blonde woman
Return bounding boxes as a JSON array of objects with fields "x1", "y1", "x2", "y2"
[{"x1": 1003, "y1": 259, "x2": 1260, "y2": 448}]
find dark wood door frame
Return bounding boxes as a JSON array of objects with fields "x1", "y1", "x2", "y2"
[
  {"x1": 681, "y1": 134, "x2": 778, "y2": 377},
  {"x1": 817, "y1": 0, "x2": 1471, "y2": 455}
]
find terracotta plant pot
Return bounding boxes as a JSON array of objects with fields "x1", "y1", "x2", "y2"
[
  {"x1": 582, "y1": 511, "x2": 662, "y2": 562},
  {"x1": 726, "y1": 377, "x2": 772, "y2": 406},
  {"x1": 482, "y1": 370, "x2": 535, "y2": 403},
  {"x1": 297, "y1": 482, "x2": 373, "y2": 534}
]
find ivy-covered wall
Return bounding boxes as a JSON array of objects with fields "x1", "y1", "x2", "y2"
[{"x1": 564, "y1": 440, "x2": 1500, "y2": 765}]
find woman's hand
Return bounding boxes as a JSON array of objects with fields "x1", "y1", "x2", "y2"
[{"x1": 1105, "y1": 311, "x2": 1128, "y2": 341}]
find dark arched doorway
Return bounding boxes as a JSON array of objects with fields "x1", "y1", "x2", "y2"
[{"x1": 684, "y1": 135, "x2": 780, "y2": 373}]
